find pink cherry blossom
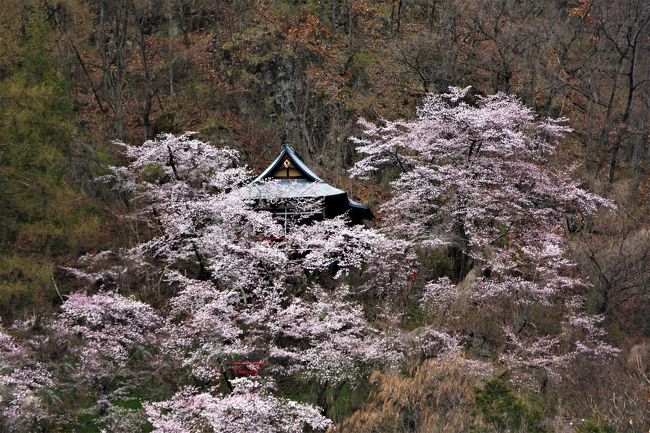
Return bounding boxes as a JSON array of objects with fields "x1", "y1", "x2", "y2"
[{"x1": 144, "y1": 379, "x2": 331, "y2": 433}]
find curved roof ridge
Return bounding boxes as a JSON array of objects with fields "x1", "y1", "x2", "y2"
[{"x1": 253, "y1": 143, "x2": 323, "y2": 183}]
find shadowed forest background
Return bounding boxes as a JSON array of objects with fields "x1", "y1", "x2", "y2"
[{"x1": 0, "y1": 0, "x2": 649, "y2": 432}]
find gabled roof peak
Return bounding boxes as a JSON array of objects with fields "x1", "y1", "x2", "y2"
[{"x1": 254, "y1": 144, "x2": 323, "y2": 183}]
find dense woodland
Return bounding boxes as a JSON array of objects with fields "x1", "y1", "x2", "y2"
[{"x1": 0, "y1": 0, "x2": 649, "y2": 432}]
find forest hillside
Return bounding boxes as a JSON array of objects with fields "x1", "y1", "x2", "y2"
[{"x1": 0, "y1": 1, "x2": 649, "y2": 432}]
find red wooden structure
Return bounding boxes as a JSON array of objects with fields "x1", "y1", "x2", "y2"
[{"x1": 224, "y1": 361, "x2": 265, "y2": 378}]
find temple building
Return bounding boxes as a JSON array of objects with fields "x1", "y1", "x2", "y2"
[{"x1": 247, "y1": 144, "x2": 372, "y2": 228}]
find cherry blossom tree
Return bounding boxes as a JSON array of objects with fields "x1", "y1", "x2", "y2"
[
  {"x1": 95, "y1": 133, "x2": 402, "y2": 367},
  {"x1": 0, "y1": 329, "x2": 53, "y2": 432},
  {"x1": 144, "y1": 379, "x2": 331, "y2": 433},
  {"x1": 63, "y1": 132, "x2": 414, "y2": 428},
  {"x1": 162, "y1": 272, "x2": 400, "y2": 385},
  {"x1": 351, "y1": 87, "x2": 618, "y2": 388},
  {"x1": 55, "y1": 292, "x2": 162, "y2": 379},
  {"x1": 264, "y1": 286, "x2": 400, "y2": 384},
  {"x1": 351, "y1": 87, "x2": 611, "y2": 269}
]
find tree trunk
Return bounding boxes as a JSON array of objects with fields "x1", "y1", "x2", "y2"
[
  {"x1": 111, "y1": 2, "x2": 129, "y2": 140},
  {"x1": 168, "y1": 0, "x2": 175, "y2": 96},
  {"x1": 99, "y1": 0, "x2": 111, "y2": 97},
  {"x1": 134, "y1": 4, "x2": 157, "y2": 141},
  {"x1": 629, "y1": 117, "x2": 647, "y2": 200},
  {"x1": 450, "y1": 193, "x2": 472, "y2": 282}
]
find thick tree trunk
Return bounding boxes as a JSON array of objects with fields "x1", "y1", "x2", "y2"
[{"x1": 450, "y1": 218, "x2": 472, "y2": 283}]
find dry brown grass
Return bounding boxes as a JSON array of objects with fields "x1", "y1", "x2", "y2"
[{"x1": 335, "y1": 353, "x2": 489, "y2": 433}]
